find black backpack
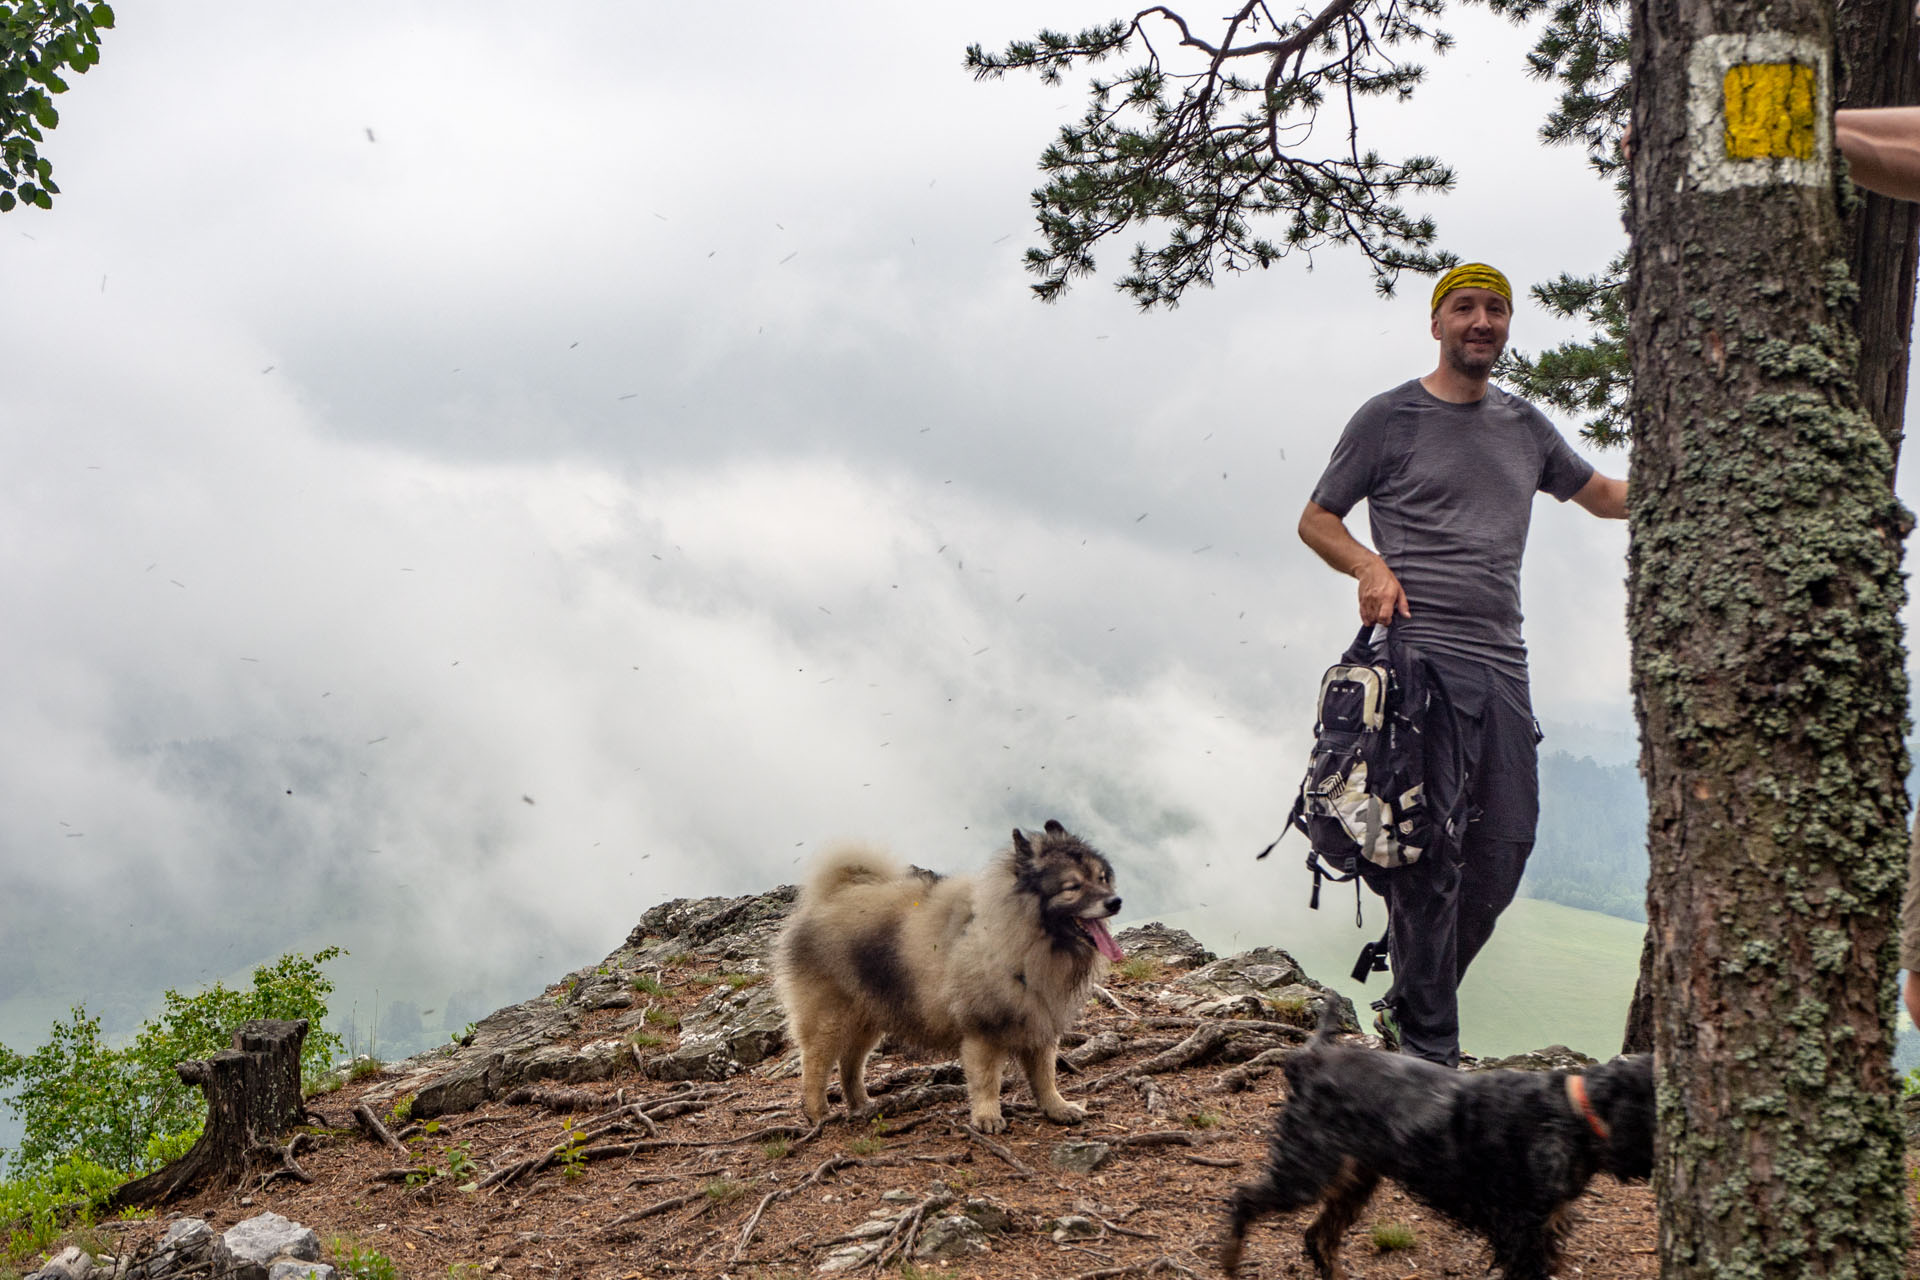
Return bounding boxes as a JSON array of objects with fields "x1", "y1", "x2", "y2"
[{"x1": 1259, "y1": 624, "x2": 1470, "y2": 979}]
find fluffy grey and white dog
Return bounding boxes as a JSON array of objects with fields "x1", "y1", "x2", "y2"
[{"x1": 773, "y1": 821, "x2": 1123, "y2": 1133}]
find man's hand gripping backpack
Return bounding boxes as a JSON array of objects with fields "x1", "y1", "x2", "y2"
[{"x1": 1259, "y1": 624, "x2": 1469, "y2": 980}]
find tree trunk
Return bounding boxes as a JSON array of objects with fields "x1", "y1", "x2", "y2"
[
  {"x1": 110, "y1": 1019, "x2": 311, "y2": 1209},
  {"x1": 1620, "y1": 0, "x2": 1920, "y2": 1059},
  {"x1": 1627, "y1": 0, "x2": 1911, "y2": 1274}
]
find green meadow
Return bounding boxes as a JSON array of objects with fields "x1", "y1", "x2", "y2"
[{"x1": 1181, "y1": 895, "x2": 1646, "y2": 1061}]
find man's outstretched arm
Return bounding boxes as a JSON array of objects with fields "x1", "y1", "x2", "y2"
[
  {"x1": 1298, "y1": 501, "x2": 1409, "y2": 625},
  {"x1": 1572, "y1": 471, "x2": 1628, "y2": 520},
  {"x1": 1836, "y1": 107, "x2": 1920, "y2": 203}
]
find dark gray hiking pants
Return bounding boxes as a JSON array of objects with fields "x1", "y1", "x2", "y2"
[{"x1": 1370, "y1": 652, "x2": 1539, "y2": 1067}]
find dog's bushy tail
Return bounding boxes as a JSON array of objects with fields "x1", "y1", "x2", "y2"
[{"x1": 802, "y1": 843, "x2": 905, "y2": 902}]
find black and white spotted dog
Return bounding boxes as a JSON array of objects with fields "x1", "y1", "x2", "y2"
[{"x1": 1220, "y1": 1009, "x2": 1653, "y2": 1280}]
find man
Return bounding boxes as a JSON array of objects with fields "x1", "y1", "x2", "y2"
[{"x1": 1299, "y1": 263, "x2": 1628, "y2": 1065}]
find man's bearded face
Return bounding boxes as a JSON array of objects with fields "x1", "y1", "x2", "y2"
[{"x1": 1431, "y1": 287, "x2": 1512, "y2": 378}]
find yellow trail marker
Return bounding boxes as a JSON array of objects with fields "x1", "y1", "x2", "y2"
[{"x1": 1723, "y1": 62, "x2": 1817, "y2": 160}]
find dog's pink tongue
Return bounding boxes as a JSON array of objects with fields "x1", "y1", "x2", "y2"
[{"x1": 1081, "y1": 917, "x2": 1124, "y2": 962}]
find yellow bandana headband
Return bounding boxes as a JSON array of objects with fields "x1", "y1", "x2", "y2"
[{"x1": 1430, "y1": 263, "x2": 1512, "y2": 312}]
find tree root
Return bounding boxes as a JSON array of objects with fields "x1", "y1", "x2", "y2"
[
  {"x1": 352, "y1": 1103, "x2": 411, "y2": 1157},
  {"x1": 962, "y1": 1126, "x2": 1035, "y2": 1177}
]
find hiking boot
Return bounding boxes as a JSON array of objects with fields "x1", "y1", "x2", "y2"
[{"x1": 1371, "y1": 1003, "x2": 1401, "y2": 1051}]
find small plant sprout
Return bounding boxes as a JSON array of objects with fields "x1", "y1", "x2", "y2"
[
  {"x1": 630, "y1": 973, "x2": 668, "y2": 998},
  {"x1": 1371, "y1": 1221, "x2": 1418, "y2": 1253},
  {"x1": 703, "y1": 1176, "x2": 746, "y2": 1204},
  {"x1": 557, "y1": 1119, "x2": 589, "y2": 1180},
  {"x1": 1116, "y1": 954, "x2": 1164, "y2": 983},
  {"x1": 762, "y1": 1136, "x2": 792, "y2": 1160}
]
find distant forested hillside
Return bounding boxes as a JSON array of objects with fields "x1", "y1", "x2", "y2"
[{"x1": 1524, "y1": 751, "x2": 1649, "y2": 922}]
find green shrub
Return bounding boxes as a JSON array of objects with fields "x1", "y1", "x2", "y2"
[
  {"x1": 0, "y1": 949, "x2": 345, "y2": 1179},
  {"x1": 0, "y1": 1156, "x2": 123, "y2": 1266},
  {"x1": 331, "y1": 1238, "x2": 401, "y2": 1280}
]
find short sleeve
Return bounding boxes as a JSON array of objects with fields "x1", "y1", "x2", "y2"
[
  {"x1": 1530, "y1": 404, "x2": 1595, "y2": 502},
  {"x1": 1310, "y1": 398, "x2": 1388, "y2": 517}
]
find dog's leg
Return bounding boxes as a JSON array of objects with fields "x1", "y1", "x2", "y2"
[
  {"x1": 1302, "y1": 1159, "x2": 1377, "y2": 1280},
  {"x1": 1017, "y1": 1043, "x2": 1085, "y2": 1125},
  {"x1": 1220, "y1": 1131, "x2": 1341, "y2": 1277},
  {"x1": 837, "y1": 1024, "x2": 884, "y2": 1118},
  {"x1": 1488, "y1": 1206, "x2": 1566, "y2": 1280},
  {"x1": 795, "y1": 1021, "x2": 837, "y2": 1125},
  {"x1": 960, "y1": 1037, "x2": 1009, "y2": 1133}
]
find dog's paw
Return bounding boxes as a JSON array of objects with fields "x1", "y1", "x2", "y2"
[
  {"x1": 970, "y1": 1111, "x2": 1009, "y2": 1135},
  {"x1": 1042, "y1": 1101, "x2": 1087, "y2": 1125}
]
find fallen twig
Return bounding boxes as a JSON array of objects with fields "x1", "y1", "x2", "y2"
[
  {"x1": 351, "y1": 1103, "x2": 412, "y2": 1157},
  {"x1": 602, "y1": 1190, "x2": 704, "y2": 1233},
  {"x1": 1114, "y1": 1130, "x2": 1197, "y2": 1148},
  {"x1": 729, "y1": 1154, "x2": 858, "y2": 1261},
  {"x1": 963, "y1": 1126, "x2": 1036, "y2": 1177}
]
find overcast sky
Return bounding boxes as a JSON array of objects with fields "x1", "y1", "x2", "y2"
[{"x1": 3, "y1": 3, "x2": 1902, "y2": 1050}]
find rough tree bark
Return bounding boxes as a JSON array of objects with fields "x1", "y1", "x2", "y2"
[
  {"x1": 110, "y1": 1018, "x2": 311, "y2": 1209},
  {"x1": 1628, "y1": 0, "x2": 1911, "y2": 1273},
  {"x1": 1621, "y1": 0, "x2": 1920, "y2": 1061}
]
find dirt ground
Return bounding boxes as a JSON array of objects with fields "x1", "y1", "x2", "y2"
[{"x1": 52, "y1": 961, "x2": 1920, "y2": 1279}]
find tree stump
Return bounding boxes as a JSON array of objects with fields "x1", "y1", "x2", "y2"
[{"x1": 111, "y1": 1018, "x2": 311, "y2": 1209}]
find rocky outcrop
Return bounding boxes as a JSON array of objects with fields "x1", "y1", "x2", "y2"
[
  {"x1": 361, "y1": 886, "x2": 800, "y2": 1118},
  {"x1": 23, "y1": 1213, "x2": 330, "y2": 1280}
]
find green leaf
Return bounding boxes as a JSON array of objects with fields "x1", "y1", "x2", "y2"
[
  {"x1": 0, "y1": 191, "x2": 14, "y2": 212},
  {"x1": 93, "y1": 2, "x2": 116, "y2": 28}
]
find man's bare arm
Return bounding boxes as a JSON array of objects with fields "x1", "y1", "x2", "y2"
[
  {"x1": 1298, "y1": 501, "x2": 1409, "y2": 625},
  {"x1": 1836, "y1": 107, "x2": 1920, "y2": 203},
  {"x1": 1571, "y1": 471, "x2": 1628, "y2": 520}
]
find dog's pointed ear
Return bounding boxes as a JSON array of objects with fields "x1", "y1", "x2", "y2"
[
  {"x1": 1044, "y1": 819, "x2": 1066, "y2": 836},
  {"x1": 1011, "y1": 828, "x2": 1034, "y2": 865}
]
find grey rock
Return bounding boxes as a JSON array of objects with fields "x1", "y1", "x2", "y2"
[
  {"x1": 160, "y1": 1219, "x2": 214, "y2": 1255},
  {"x1": 26, "y1": 1246, "x2": 95, "y2": 1280},
  {"x1": 267, "y1": 1266, "x2": 335, "y2": 1280},
  {"x1": 1475, "y1": 1045, "x2": 1598, "y2": 1072},
  {"x1": 1113, "y1": 923, "x2": 1215, "y2": 969},
  {"x1": 1173, "y1": 948, "x2": 1356, "y2": 1029},
  {"x1": 628, "y1": 886, "x2": 798, "y2": 953},
  {"x1": 1050, "y1": 1214, "x2": 1102, "y2": 1244},
  {"x1": 913, "y1": 1214, "x2": 991, "y2": 1260},
  {"x1": 220, "y1": 1212, "x2": 320, "y2": 1280},
  {"x1": 642, "y1": 1031, "x2": 741, "y2": 1082},
  {"x1": 145, "y1": 1220, "x2": 215, "y2": 1279},
  {"x1": 1050, "y1": 1141, "x2": 1113, "y2": 1174},
  {"x1": 816, "y1": 1242, "x2": 882, "y2": 1272},
  {"x1": 958, "y1": 1198, "x2": 1015, "y2": 1234},
  {"x1": 377, "y1": 885, "x2": 799, "y2": 1118},
  {"x1": 679, "y1": 978, "x2": 787, "y2": 1066}
]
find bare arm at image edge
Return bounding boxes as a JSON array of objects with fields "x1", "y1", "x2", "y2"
[
  {"x1": 1836, "y1": 107, "x2": 1920, "y2": 202},
  {"x1": 1298, "y1": 501, "x2": 1409, "y2": 626}
]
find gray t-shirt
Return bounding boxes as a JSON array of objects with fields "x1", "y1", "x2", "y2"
[{"x1": 1309, "y1": 379, "x2": 1594, "y2": 678}]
